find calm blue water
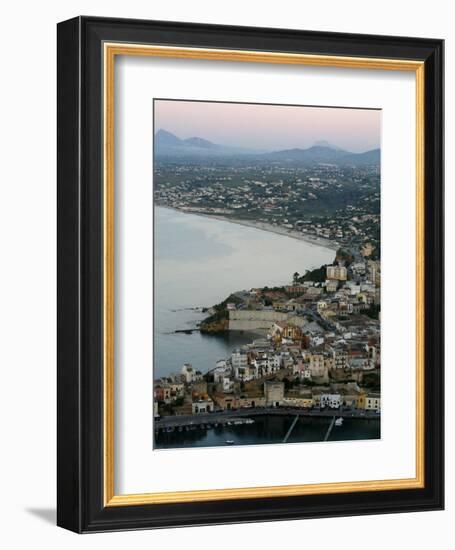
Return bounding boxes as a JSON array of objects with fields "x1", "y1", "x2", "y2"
[{"x1": 153, "y1": 207, "x2": 334, "y2": 379}]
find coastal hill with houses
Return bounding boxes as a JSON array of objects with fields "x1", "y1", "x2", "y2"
[{"x1": 154, "y1": 244, "x2": 381, "y2": 424}]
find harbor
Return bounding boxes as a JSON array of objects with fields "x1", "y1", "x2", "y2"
[{"x1": 155, "y1": 411, "x2": 380, "y2": 449}]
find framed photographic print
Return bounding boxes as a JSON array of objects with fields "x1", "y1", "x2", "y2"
[{"x1": 57, "y1": 16, "x2": 444, "y2": 532}]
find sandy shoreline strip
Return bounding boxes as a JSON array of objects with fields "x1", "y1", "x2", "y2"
[{"x1": 157, "y1": 205, "x2": 339, "y2": 252}]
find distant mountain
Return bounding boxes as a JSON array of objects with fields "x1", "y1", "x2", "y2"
[
  {"x1": 263, "y1": 144, "x2": 380, "y2": 166},
  {"x1": 341, "y1": 148, "x2": 380, "y2": 165},
  {"x1": 313, "y1": 140, "x2": 344, "y2": 151},
  {"x1": 155, "y1": 129, "x2": 183, "y2": 147},
  {"x1": 154, "y1": 129, "x2": 380, "y2": 165},
  {"x1": 183, "y1": 136, "x2": 218, "y2": 149},
  {"x1": 265, "y1": 145, "x2": 349, "y2": 164},
  {"x1": 154, "y1": 129, "x2": 262, "y2": 158}
]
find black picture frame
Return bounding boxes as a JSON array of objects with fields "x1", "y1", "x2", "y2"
[{"x1": 57, "y1": 16, "x2": 444, "y2": 533}]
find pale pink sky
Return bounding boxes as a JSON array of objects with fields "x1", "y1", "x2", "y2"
[{"x1": 154, "y1": 99, "x2": 381, "y2": 153}]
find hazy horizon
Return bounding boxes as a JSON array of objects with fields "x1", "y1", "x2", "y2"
[{"x1": 154, "y1": 99, "x2": 381, "y2": 153}]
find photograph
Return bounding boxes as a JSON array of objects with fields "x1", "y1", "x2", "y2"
[
  {"x1": 153, "y1": 99, "x2": 382, "y2": 450},
  {"x1": 0, "y1": 0, "x2": 449, "y2": 543}
]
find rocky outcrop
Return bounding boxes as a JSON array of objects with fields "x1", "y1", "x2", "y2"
[{"x1": 199, "y1": 318, "x2": 229, "y2": 334}]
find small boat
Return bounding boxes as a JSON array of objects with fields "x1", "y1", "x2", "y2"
[
  {"x1": 225, "y1": 440, "x2": 235, "y2": 445},
  {"x1": 335, "y1": 417, "x2": 344, "y2": 427}
]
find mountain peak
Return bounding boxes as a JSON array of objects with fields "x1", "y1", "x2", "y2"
[
  {"x1": 183, "y1": 136, "x2": 218, "y2": 149},
  {"x1": 313, "y1": 140, "x2": 344, "y2": 151},
  {"x1": 155, "y1": 129, "x2": 182, "y2": 146}
]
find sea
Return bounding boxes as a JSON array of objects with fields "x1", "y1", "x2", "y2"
[{"x1": 154, "y1": 206, "x2": 334, "y2": 379}]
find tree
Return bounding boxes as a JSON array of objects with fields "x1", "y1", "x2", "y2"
[{"x1": 293, "y1": 271, "x2": 300, "y2": 284}]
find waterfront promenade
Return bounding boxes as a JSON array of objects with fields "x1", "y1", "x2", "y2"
[{"x1": 155, "y1": 407, "x2": 380, "y2": 430}]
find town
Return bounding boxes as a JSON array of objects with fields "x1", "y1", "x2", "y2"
[
  {"x1": 154, "y1": 160, "x2": 380, "y2": 255},
  {"x1": 154, "y1": 245, "x2": 381, "y2": 437}
]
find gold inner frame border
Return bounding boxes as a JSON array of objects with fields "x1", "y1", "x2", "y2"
[{"x1": 103, "y1": 43, "x2": 425, "y2": 506}]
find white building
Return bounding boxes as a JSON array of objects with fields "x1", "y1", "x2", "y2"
[
  {"x1": 320, "y1": 393, "x2": 341, "y2": 409},
  {"x1": 351, "y1": 262, "x2": 366, "y2": 275},
  {"x1": 181, "y1": 363, "x2": 199, "y2": 384},
  {"x1": 350, "y1": 357, "x2": 375, "y2": 370},
  {"x1": 345, "y1": 282, "x2": 361, "y2": 296},
  {"x1": 231, "y1": 349, "x2": 248, "y2": 369},
  {"x1": 213, "y1": 359, "x2": 231, "y2": 383},
  {"x1": 309, "y1": 334, "x2": 325, "y2": 347},
  {"x1": 222, "y1": 376, "x2": 234, "y2": 393},
  {"x1": 192, "y1": 398, "x2": 214, "y2": 414},
  {"x1": 234, "y1": 364, "x2": 257, "y2": 381}
]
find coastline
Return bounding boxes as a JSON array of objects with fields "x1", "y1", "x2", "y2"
[{"x1": 156, "y1": 204, "x2": 339, "y2": 252}]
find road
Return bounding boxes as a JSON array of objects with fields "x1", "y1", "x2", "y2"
[{"x1": 155, "y1": 406, "x2": 380, "y2": 429}]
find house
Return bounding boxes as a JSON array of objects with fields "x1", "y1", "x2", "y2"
[
  {"x1": 283, "y1": 396, "x2": 314, "y2": 408},
  {"x1": 325, "y1": 279, "x2": 338, "y2": 293},
  {"x1": 154, "y1": 385, "x2": 171, "y2": 404},
  {"x1": 306, "y1": 352, "x2": 329, "y2": 380},
  {"x1": 351, "y1": 262, "x2": 366, "y2": 275},
  {"x1": 281, "y1": 324, "x2": 303, "y2": 341},
  {"x1": 238, "y1": 396, "x2": 266, "y2": 409},
  {"x1": 349, "y1": 356, "x2": 374, "y2": 370},
  {"x1": 169, "y1": 383, "x2": 184, "y2": 398},
  {"x1": 365, "y1": 393, "x2": 381, "y2": 412},
  {"x1": 331, "y1": 346, "x2": 348, "y2": 369},
  {"x1": 192, "y1": 380, "x2": 208, "y2": 396},
  {"x1": 320, "y1": 393, "x2": 341, "y2": 409},
  {"x1": 231, "y1": 349, "x2": 248, "y2": 369},
  {"x1": 309, "y1": 334, "x2": 325, "y2": 347},
  {"x1": 264, "y1": 381, "x2": 284, "y2": 407},
  {"x1": 213, "y1": 394, "x2": 238, "y2": 411},
  {"x1": 192, "y1": 398, "x2": 214, "y2": 414},
  {"x1": 326, "y1": 265, "x2": 347, "y2": 281},
  {"x1": 213, "y1": 359, "x2": 231, "y2": 383},
  {"x1": 305, "y1": 286, "x2": 323, "y2": 298},
  {"x1": 284, "y1": 284, "x2": 306, "y2": 295},
  {"x1": 357, "y1": 390, "x2": 367, "y2": 409},
  {"x1": 222, "y1": 376, "x2": 234, "y2": 393},
  {"x1": 234, "y1": 364, "x2": 257, "y2": 381},
  {"x1": 181, "y1": 363, "x2": 200, "y2": 384}
]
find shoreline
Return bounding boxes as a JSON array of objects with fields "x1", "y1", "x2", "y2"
[{"x1": 157, "y1": 204, "x2": 338, "y2": 252}]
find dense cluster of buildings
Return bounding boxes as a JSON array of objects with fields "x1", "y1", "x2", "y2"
[
  {"x1": 154, "y1": 249, "x2": 381, "y2": 419},
  {"x1": 154, "y1": 162, "x2": 380, "y2": 251}
]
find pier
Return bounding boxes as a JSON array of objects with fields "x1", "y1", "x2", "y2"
[
  {"x1": 323, "y1": 416, "x2": 337, "y2": 441},
  {"x1": 282, "y1": 415, "x2": 299, "y2": 443}
]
